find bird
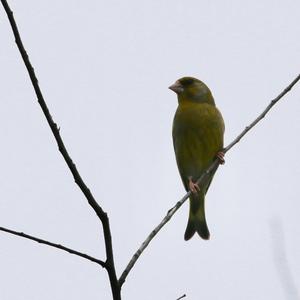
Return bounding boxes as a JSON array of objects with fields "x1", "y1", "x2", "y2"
[{"x1": 169, "y1": 77, "x2": 225, "y2": 240}]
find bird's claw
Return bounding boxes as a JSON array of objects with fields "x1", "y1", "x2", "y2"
[
  {"x1": 217, "y1": 151, "x2": 225, "y2": 164},
  {"x1": 188, "y1": 178, "x2": 200, "y2": 194}
]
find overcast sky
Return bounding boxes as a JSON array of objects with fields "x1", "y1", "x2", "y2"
[{"x1": 1, "y1": 1, "x2": 300, "y2": 299}]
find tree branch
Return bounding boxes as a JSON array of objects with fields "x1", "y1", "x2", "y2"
[
  {"x1": 119, "y1": 73, "x2": 300, "y2": 286},
  {"x1": 1, "y1": 1, "x2": 120, "y2": 298},
  {"x1": 2, "y1": 0, "x2": 300, "y2": 297},
  {"x1": 0, "y1": 226, "x2": 105, "y2": 267}
]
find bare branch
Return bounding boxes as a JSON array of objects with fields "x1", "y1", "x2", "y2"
[
  {"x1": 0, "y1": 226, "x2": 105, "y2": 267},
  {"x1": 119, "y1": 73, "x2": 300, "y2": 286},
  {"x1": 223, "y1": 74, "x2": 300, "y2": 153},
  {"x1": 176, "y1": 294, "x2": 186, "y2": 300},
  {"x1": 2, "y1": 0, "x2": 300, "y2": 296},
  {"x1": 0, "y1": 1, "x2": 120, "y2": 298}
]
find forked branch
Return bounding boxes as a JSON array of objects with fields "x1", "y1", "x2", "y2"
[
  {"x1": 1, "y1": 0, "x2": 299, "y2": 298},
  {"x1": 0, "y1": 1, "x2": 120, "y2": 298}
]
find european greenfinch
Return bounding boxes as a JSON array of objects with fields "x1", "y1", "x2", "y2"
[{"x1": 170, "y1": 77, "x2": 225, "y2": 240}]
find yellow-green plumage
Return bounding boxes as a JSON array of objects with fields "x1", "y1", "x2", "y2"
[{"x1": 170, "y1": 77, "x2": 225, "y2": 240}]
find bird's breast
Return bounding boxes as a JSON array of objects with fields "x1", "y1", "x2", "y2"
[{"x1": 172, "y1": 103, "x2": 224, "y2": 183}]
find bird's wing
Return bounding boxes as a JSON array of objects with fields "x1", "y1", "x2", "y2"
[{"x1": 173, "y1": 104, "x2": 224, "y2": 192}]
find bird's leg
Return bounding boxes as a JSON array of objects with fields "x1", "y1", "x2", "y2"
[
  {"x1": 188, "y1": 177, "x2": 200, "y2": 194},
  {"x1": 216, "y1": 151, "x2": 225, "y2": 164}
]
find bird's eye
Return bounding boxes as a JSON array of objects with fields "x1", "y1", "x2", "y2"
[{"x1": 180, "y1": 78, "x2": 194, "y2": 86}]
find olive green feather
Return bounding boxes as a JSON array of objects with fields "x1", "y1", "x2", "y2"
[{"x1": 171, "y1": 77, "x2": 225, "y2": 240}]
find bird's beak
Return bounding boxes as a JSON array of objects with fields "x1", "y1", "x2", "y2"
[{"x1": 169, "y1": 81, "x2": 184, "y2": 94}]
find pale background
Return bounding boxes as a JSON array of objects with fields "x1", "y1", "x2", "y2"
[{"x1": 0, "y1": 1, "x2": 300, "y2": 299}]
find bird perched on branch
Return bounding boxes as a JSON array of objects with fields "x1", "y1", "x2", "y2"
[{"x1": 170, "y1": 77, "x2": 225, "y2": 240}]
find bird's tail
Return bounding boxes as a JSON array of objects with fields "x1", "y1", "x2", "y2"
[{"x1": 184, "y1": 192, "x2": 210, "y2": 240}]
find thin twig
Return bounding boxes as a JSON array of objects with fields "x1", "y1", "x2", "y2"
[
  {"x1": 0, "y1": 226, "x2": 105, "y2": 267},
  {"x1": 223, "y1": 74, "x2": 300, "y2": 153},
  {"x1": 119, "y1": 73, "x2": 300, "y2": 286},
  {"x1": 176, "y1": 294, "x2": 186, "y2": 300},
  {"x1": 0, "y1": 1, "x2": 120, "y2": 298}
]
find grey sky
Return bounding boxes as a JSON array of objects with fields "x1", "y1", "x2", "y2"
[{"x1": 1, "y1": 1, "x2": 300, "y2": 299}]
